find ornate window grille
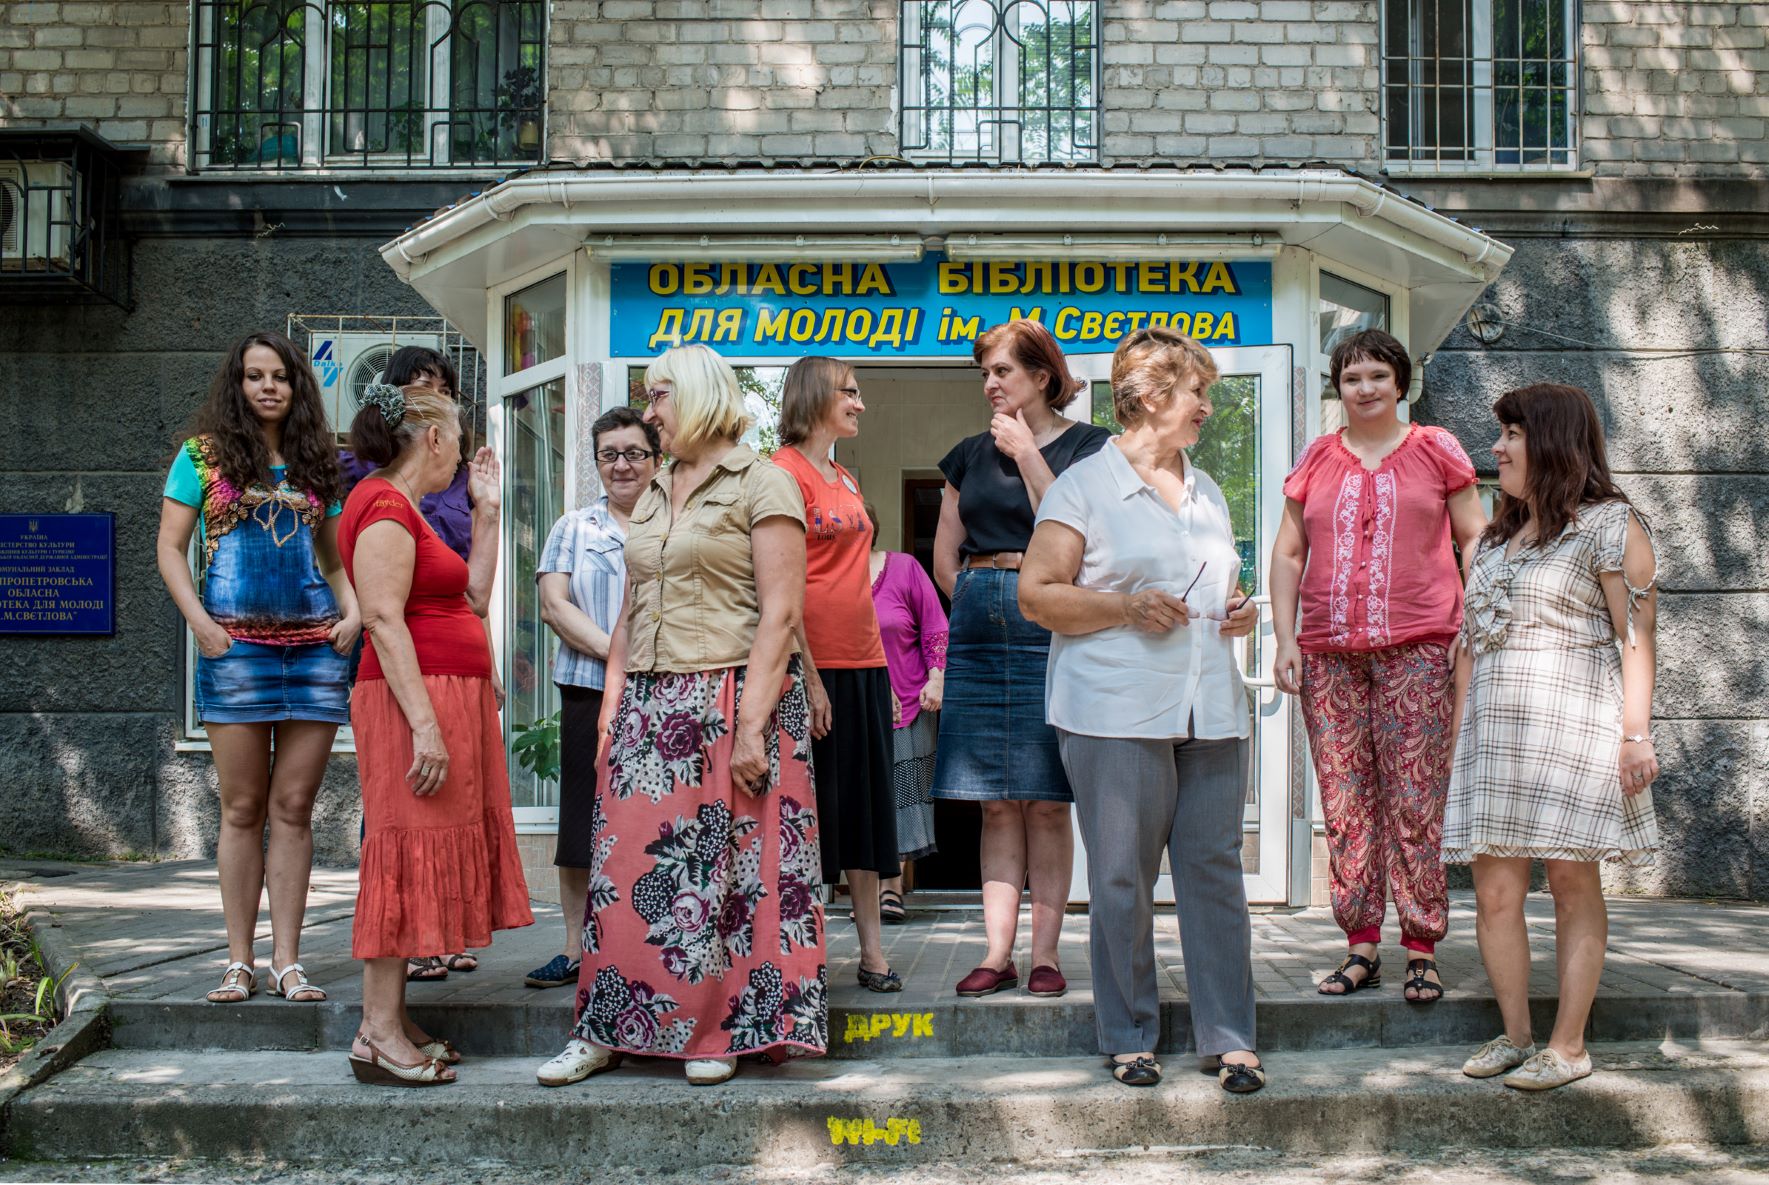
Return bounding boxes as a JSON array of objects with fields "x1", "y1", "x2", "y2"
[
  {"x1": 899, "y1": 0, "x2": 1101, "y2": 165},
  {"x1": 0, "y1": 128, "x2": 133, "y2": 309},
  {"x1": 191, "y1": 0, "x2": 546, "y2": 172},
  {"x1": 1382, "y1": 0, "x2": 1580, "y2": 172}
]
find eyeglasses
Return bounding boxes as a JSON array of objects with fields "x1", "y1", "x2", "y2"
[
  {"x1": 837, "y1": 386, "x2": 861, "y2": 397},
  {"x1": 596, "y1": 448, "x2": 659, "y2": 465},
  {"x1": 643, "y1": 387, "x2": 672, "y2": 406}
]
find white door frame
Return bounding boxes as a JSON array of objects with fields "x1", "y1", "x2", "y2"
[{"x1": 1062, "y1": 345, "x2": 1295, "y2": 905}]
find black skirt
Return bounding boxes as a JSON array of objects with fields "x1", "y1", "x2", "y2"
[
  {"x1": 554, "y1": 684, "x2": 603, "y2": 869},
  {"x1": 811, "y1": 666, "x2": 901, "y2": 882}
]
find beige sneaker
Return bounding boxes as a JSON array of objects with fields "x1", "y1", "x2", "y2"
[
  {"x1": 684, "y1": 1056, "x2": 737, "y2": 1085},
  {"x1": 1503, "y1": 1047, "x2": 1592, "y2": 1091},
  {"x1": 1462, "y1": 1034, "x2": 1537, "y2": 1079}
]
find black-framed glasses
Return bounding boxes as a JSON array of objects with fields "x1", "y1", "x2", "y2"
[{"x1": 596, "y1": 448, "x2": 659, "y2": 465}]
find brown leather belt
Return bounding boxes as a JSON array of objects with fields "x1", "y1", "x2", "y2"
[{"x1": 964, "y1": 552, "x2": 1025, "y2": 571}]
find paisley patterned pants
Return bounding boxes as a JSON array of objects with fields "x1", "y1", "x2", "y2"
[{"x1": 1301, "y1": 643, "x2": 1454, "y2": 954}]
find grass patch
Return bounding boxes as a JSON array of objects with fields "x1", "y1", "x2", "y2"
[{"x1": 0, "y1": 886, "x2": 69, "y2": 1072}]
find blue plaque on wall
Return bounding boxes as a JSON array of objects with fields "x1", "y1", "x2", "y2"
[{"x1": 0, "y1": 513, "x2": 116, "y2": 635}]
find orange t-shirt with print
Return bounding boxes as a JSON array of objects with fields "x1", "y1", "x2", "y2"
[{"x1": 772, "y1": 446, "x2": 886, "y2": 670}]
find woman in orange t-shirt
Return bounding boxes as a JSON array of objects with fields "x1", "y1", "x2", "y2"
[{"x1": 774, "y1": 356, "x2": 902, "y2": 994}]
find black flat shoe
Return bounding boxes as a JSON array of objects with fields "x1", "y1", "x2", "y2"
[
  {"x1": 857, "y1": 966, "x2": 904, "y2": 993},
  {"x1": 1218, "y1": 1059, "x2": 1265, "y2": 1094},
  {"x1": 1317, "y1": 952, "x2": 1381, "y2": 995},
  {"x1": 1111, "y1": 1055, "x2": 1161, "y2": 1087}
]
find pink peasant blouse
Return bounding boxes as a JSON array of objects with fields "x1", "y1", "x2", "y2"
[{"x1": 1282, "y1": 423, "x2": 1477, "y2": 654}]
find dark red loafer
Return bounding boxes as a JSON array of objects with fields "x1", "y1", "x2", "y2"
[
  {"x1": 1026, "y1": 965, "x2": 1067, "y2": 997},
  {"x1": 955, "y1": 962, "x2": 1019, "y2": 997}
]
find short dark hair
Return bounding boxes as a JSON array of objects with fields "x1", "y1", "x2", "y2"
[
  {"x1": 591, "y1": 405, "x2": 662, "y2": 457},
  {"x1": 384, "y1": 344, "x2": 460, "y2": 395},
  {"x1": 1329, "y1": 328, "x2": 1412, "y2": 397}
]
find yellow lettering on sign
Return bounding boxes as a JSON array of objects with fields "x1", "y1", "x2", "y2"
[
  {"x1": 648, "y1": 264, "x2": 680, "y2": 296},
  {"x1": 753, "y1": 263, "x2": 787, "y2": 295},
  {"x1": 647, "y1": 309, "x2": 685, "y2": 349}
]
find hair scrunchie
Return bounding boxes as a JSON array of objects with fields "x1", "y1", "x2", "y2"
[{"x1": 359, "y1": 381, "x2": 406, "y2": 429}]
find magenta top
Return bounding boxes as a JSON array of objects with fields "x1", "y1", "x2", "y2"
[
  {"x1": 869, "y1": 551, "x2": 950, "y2": 730},
  {"x1": 1282, "y1": 423, "x2": 1477, "y2": 654}
]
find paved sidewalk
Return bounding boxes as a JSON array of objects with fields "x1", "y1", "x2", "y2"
[{"x1": 9, "y1": 857, "x2": 1767, "y2": 1029}]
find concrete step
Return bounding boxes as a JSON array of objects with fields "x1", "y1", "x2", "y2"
[
  {"x1": 9, "y1": 1042, "x2": 1768, "y2": 1169},
  {"x1": 104, "y1": 985, "x2": 1769, "y2": 1060}
]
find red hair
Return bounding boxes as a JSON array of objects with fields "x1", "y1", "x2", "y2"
[{"x1": 973, "y1": 319, "x2": 1083, "y2": 411}]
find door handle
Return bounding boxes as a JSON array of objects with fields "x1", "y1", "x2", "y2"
[{"x1": 1232, "y1": 594, "x2": 1277, "y2": 689}]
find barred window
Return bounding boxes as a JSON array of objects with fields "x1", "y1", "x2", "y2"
[
  {"x1": 192, "y1": 0, "x2": 545, "y2": 172},
  {"x1": 1382, "y1": 0, "x2": 1579, "y2": 172},
  {"x1": 899, "y1": 0, "x2": 1100, "y2": 165}
]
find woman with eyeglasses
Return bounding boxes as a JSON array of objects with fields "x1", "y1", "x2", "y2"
[
  {"x1": 522, "y1": 407, "x2": 664, "y2": 990},
  {"x1": 774, "y1": 357, "x2": 903, "y2": 993},
  {"x1": 1020, "y1": 328, "x2": 1263, "y2": 1092}
]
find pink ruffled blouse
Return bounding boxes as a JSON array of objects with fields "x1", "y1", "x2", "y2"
[{"x1": 1282, "y1": 423, "x2": 1477, "y2": 654}]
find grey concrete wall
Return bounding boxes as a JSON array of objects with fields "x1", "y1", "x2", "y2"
[
  {"x1": 0, "y1": 234, "x2": 437, "y2": 865},
  {"x1": 1418, "y1": 232, "x2": 1769, "y2": 899}
]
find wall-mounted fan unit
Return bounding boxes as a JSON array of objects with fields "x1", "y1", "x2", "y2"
[
  {"x1": 308, "y1": 331, "x2": 443, "y2": 432},
  {"x1": 0, "y1": 160, "x2": 75, "y2": 269}
]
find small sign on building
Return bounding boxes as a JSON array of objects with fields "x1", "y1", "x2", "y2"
[{"x1": 0, "y1": 513, "x2": 116, "y2": 635}]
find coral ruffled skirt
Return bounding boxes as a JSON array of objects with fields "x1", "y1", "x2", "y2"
[{"x1": 351, "y1": 675, "x2": 533, "y2": 959}]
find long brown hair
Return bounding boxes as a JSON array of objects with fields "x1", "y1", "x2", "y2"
[
  {"x1": 187, "y1": 331, "x2": 343, "y2": 506},
  {"x1": 1481, "y1": 383, "x2": 1628, "y2": 549}
]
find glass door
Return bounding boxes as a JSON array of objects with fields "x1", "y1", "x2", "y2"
[{"x1": 1063, "y1": 345, "x2": 1295, "y2": 904}]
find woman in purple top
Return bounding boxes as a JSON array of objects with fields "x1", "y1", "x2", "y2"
[{"x1": 865, "y1": 501, "x2": 948, "y2": 922}]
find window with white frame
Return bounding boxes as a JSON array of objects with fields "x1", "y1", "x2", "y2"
[
  {"x1": 192, "y1": 0, "x2": 546, "y2": 172},
  {"x1": 1382, "y1": 0, "x2": 1579, "y2": 172},
  {"x1": 899, "y1": 0, "x2": 1101, "y2": 165}
]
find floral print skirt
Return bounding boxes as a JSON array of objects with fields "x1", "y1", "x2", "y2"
[{"x1": 570, "y1": 658, "x2": 828, "y2": 1060}]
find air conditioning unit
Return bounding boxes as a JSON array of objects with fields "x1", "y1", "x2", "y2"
[
  {"x1": 0, "y1": 160, "x2": 75, "y2": 269},
  {"x1": 308, "y1": 331, "x2": 443, "y2": 432}
]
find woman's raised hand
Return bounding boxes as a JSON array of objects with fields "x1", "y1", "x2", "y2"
[
  {"x1": 989, "y1": 408, "x2": 1037, "y2": 462},
  {"x1": 406, "y1": 721, "x2": 450, "y2": 796},
  {"x1": 1122, "y1": 589, "x2": 1191, "y2": 634},
  {"x1": 468, "y1": 447, "x2": 501, "y2": 515}
]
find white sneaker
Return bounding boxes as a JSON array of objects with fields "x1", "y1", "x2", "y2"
[
  {"x1": 1503, "y1": 1047, "x2": 1592, "y2": 1091},
  {"x1": 1462, "y1": 1034, "x2": 1537, "y2": 1079},
  {"x1": 684, "y1": 1056, "x2": 737, "y2": 1085},
  {"x1": 535, "y1": 1039, "x2": 620, "y2": 1087}
]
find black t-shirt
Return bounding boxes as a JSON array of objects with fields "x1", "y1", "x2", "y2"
[{"x1": 938, "y1": 422, "x2": 1112, "y2": 556}]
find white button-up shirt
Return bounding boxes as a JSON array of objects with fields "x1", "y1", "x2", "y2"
[{"x1": 1034, "y1": 441, "x2": 1250, "y2": 741}]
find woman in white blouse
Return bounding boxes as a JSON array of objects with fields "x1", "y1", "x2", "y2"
[{"x1": 1020, "y1": 327, "x2": 1263, "y2": 1094}]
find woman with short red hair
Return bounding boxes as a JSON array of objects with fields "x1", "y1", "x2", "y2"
[{"x1": 931, "y1": 319, "x2": 1110, "y2": 999}]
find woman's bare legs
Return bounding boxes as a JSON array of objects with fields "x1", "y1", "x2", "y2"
[
  {"x1": 207, "y1": 723, "x2": 275, "y2": 968},
  {"x1": 847, "y1": 869, "x2": 889, "y2": 974},
  {"x1": 355, "y1": 957, "x2": 450, "y2": 1073},
  {"x1": 1544, "y1": 858, "x2": 1607, "y2": 1059},
  {"x1": 977, "y1": 800, "x2": 1028, "y2": 970},
  {"x1": 1473, "y1": 854, "x2": 1534, "y2": 1048},
  {"x1": 262, "y1": 720, "x2": 337, "y2": 973},
  {"x1": 1025, "y1": 801, "x2": 1073, "y2": 970}
]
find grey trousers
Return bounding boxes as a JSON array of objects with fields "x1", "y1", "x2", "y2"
[{"x1": 1056, "y1": 729, "x2": 1256, "y2": 1058}]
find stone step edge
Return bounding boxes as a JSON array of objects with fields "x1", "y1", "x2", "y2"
[
  {"x1": 11, "y1": 1042, "x2": 1768, "y2": 1166},
  {"x1": 101, "y1": 989, "x2": 1769, "y2": 1057}
]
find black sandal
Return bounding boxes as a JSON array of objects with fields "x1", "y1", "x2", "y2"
[
  {"x1": 879, "y1": 889, "x2": 907, "y2": 925},
  {"x1": 857, "y1": 966, "x2": 904, "y2": 993},
  {"x1": 1403, "y1": 957, "x2": 1443, "y2": 1004},
  {"x1": 1317, "y1": 952, "x2": 1381, "y2": 995},
  {"x1": 1111, "y1": 1055, "x2": 1161, "y2": 1087},
  {"x1": 1218, "y1": 1058, "x2": 1266, "y2": 1094}
]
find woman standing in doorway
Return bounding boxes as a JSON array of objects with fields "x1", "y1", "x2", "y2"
[
  {"x1": 932, "y1": 319, "x2": 1111, "y2": 999},
  {"x1": 774, "y1": 358, "x2": 902, "y2": 992},
  {"x1": 156, "y1": 331, "x2": 359, "y2": 1007},
  {"x1": 1447, "y1": 383, "x2": 1659, "y2": 1091},
  {"x1": 864, "y1": 500, "x2": 947, "y2": 922},
  {"x1": 1269, "y1": 328, "x2": 1486, "y2": 1004}
]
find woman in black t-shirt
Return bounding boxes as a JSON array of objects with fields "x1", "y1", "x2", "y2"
[{"x1": 931, "y1": 319, "x2": 1111, "y2": 1000}]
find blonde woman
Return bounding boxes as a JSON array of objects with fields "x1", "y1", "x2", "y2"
[{"x1": 536, "y1": 345, "x2": 826, "y2": 1089}]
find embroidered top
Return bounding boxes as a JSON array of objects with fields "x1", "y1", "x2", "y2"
[
  {"x1": 536, "y1": 495, "x2": 627, "y2": 691},
  {"x1": 870, "y1": 551, "x2": 949, "y2": 731},
  {"x1": 162, "y1": 435, "x2": 342, "y2": 646},
  {"x1": 772, "y1": 446, "x2": 887, "y2": 670},
  {"x1": 1282, "y1": 423, "x2": 1476, "y2": 654}
]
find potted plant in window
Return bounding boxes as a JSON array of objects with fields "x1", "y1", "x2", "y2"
[{"x1": 496, "y1": 66, "x2": 543, "y2": 154}]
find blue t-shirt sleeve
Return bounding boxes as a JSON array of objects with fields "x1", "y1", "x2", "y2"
[{"x1": 163, "y1": 442, "x2": 202, "y2": 507}]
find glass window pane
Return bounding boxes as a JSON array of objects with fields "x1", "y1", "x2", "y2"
[
  {"x1": 1319, "y1": 272, "x2": 1389, "y2": 358},
  {"x1": 505, "y1": 273, "x2": 566, "y2": 375},
  {"x1": 503, "y1": 376, "x2": 566, "y2": 810},
  {"x1": 1090, "y1": 380, "x2": 1119, "y2": 434}
]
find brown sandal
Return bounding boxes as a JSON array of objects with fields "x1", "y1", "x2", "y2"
[
  {"x1": 348, "y1": 1034, "x2": 456, "y2": 1088},
  {"x1": 406, "y1": 956, "x2": 448, "y2": 982},
  {"x1": 206, "y1": 961, "x2": 256, "y2": 1003}
]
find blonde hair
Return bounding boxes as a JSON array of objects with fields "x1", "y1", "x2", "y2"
[
  {"x1": 645, "y1": 344, "x2": 749, "y2": 456},
  {"x1": 1109, "y1": 327, "x2": 1219, "y2": 428},
  {"x1": 349, "y1": 382, "x2": 462, "y2": 467},
  {"x1": 778, "y1": 356, "x2": 853, "y2": 447}
]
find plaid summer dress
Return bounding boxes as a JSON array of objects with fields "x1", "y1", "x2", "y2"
[{"x1": 1443, "y1": 500, "x2": 1659, "y2": 866}]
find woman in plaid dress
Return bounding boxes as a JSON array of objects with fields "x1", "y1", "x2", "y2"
[{"x1": 1445, "y1": 383, "x2": 1660, "y2": 1092}]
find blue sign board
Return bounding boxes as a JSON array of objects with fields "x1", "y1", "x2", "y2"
[
  {"x1": 611, "y1": 253, "x2": 1273, "y2": 359},
  {"x1": 0, "y1": 513, "x2": 115, "y2": 635}
]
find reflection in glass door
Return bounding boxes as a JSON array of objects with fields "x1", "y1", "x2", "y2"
[
  {"x1": 503, "y1": 376, "x2": 566, "y2": 810},
  {"x1": 1065, "y1": 346, "x2": 1294, "y2": 904}
]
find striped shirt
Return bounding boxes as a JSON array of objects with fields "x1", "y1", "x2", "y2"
[{"x1": 536, "y1": 496, "x2": 627, "y2": 691}]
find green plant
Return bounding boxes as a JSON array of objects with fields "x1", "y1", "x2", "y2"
[
  {"x1": 495, "y1": 66, "x2": 542, "y2": 125},
  {"x1": 511, "y1": 710, "x2": 562, "y2": 784}
]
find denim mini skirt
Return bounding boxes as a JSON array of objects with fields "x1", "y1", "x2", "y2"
[
  {"x1": 195, "y1": 639, "x2": 351, "y2": 725},
  {"x1": 930, "y1": 567, "x2": 1074, "y2": 804}
]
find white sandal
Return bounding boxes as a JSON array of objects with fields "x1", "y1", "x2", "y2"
[
  {"x1": 206, "y1": 961, "x2": 256, "y2": 1003},
  {"x1": 268, "y1": 962, "x2": 327, "y2": 1002}
]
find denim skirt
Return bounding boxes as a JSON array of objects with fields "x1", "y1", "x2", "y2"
[
  {"x1": 930, "y1": 567, "x2": 1074, "y2": 803},
  {"x1": 195, "y1": 639, "x2": 351, "y2": 725}
]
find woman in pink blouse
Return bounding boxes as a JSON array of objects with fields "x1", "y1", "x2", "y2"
[
  {"x1": 1270, "y1": 329, "x2": 1486, "y2": 1004},
  {"x1": 864, "y1": 502, "x2": 948, "y2": 922}
]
